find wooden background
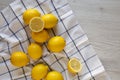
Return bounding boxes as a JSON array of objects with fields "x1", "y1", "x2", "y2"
[{"x1": 0, "y1": 0, "x2": 120, "y2": 80}]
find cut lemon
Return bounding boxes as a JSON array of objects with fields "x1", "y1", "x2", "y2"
[
  {"x1": 29, "y1": 17, "x2": 44, "y2": 32},
  {"x1": 67, "y1": 58, "x2": 82, "y2": 74}
]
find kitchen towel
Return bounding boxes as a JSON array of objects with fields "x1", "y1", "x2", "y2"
[{"x1": 0, "y1": 0, "x2": 105, "y2": 80}]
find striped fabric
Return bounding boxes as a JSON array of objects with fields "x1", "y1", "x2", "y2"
[{"x1": 0, "y1": 0, "x2": 105, "y2": 80}]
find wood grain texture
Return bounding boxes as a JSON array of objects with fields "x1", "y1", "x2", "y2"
[
  {"x1": 0, "y1": 0, "x2": 120, "y2": 80},
  {"x1": 68, "y1": 0, "x2": 120, "y2": 80}
]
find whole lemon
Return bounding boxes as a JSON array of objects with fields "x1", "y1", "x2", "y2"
[
  {"x1": 31, "y1": 64, "x2": 48, "y2": 80},
  {"x1": 47, "y1": 36, "x2": 66, "y2": 52},
  {"x1": 23, "y1": 8, "x2": 41, "y2": 25},
  {"x1": 42, "y1": 14, "x2": 58, "y2": 29},
  {"x1": 10, "y1": 52, "x2": 29, "y2": 67},
  {"x1": 31, "y1": 30, "x2": 50, "y2": 43},
  {"x1": 46, "y1": 71, "x2": 64, "y2": 80},
  {"x1": 28, "y1": 43, "x2": 42, "y2": 60}
]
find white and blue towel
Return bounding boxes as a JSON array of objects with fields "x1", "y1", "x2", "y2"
[{"x1": 0, "y1": 0, "x2": 105, "y2": 80}]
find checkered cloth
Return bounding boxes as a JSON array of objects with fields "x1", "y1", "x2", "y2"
[{"x1": 0, "y1": 0, "x2": 105, "y2": 80}]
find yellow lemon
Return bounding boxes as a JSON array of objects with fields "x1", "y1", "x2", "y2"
[
  {"x1": 67, "y1": 58, "x2": 82, "y2": 74},
  {"x1": 10, "y1": 52, "x2": 29, "y2": 67},
  {"x1": 46, "y1": 71, "x2": 64, "y2": 80},
  {"x1": 28, "y1": 43, "x2": 42, "y2": 60},
  {"x1": 31, "y1": 30, "x2": 50, "y2": 43},
  {"x1": 29, "y1": 17, "x2": 44, "y2": 32},
  {"x1": 47, "y1": 36, "x2": 66, "y2": 52},
  {"x1": 23, "y1": 8, "x2": 41, "y2": 25},
  {"x1": 31, "y1": 64, "x2": 48, "y2": 80},
  {"x1": 42, "y1": 14, "x2": 58, "y2": 29}
]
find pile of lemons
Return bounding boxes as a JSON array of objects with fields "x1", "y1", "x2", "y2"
[{"x1": 10, "y1": 8, "x2": 82, "y2": 80}]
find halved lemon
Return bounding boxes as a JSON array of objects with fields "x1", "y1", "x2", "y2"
[
  {"x1": 67, "y1": 58, "x2": 82, "y2": 74},
  {"x1": 29, "y1": 17, "x2": 44, "y2": 32}
]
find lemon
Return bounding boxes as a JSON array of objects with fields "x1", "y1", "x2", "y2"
[
  {"x1": 31, "y1": 30, "x2": 50, "y2": 43},
  {"x1": 23, "y1": 8, "x2": 41, "y2": 25},
  {"x1": 29, "y1": 17, "x2": 44, "y2": 32},
  {"x1": 10, "y1": 52, "x2": 29, "y2": 67},
  {"x1": 31, "y1": 64, "x2": 48, "y2": 80},
  {"x1": 42, "y1": 14, "x2": 58, "y2": 29},
  {"x1": 28, "y1": 43, "x2": 42, "y2": 60},
  {"x1": 67, "y1": 58, "x2": 82, "y2": 74},
  {"x1": 46, "y1": 71, "x2": 64, "y2": 80},
  {"x1": 47, "y1": 36, "x2": 66, "y2": 52}
]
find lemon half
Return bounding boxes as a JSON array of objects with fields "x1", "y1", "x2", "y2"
[
  {"x1": 29, "y1": 17, "x2": 44, "y2": 32},
  {"x1": 67, "y1": 58, "x2": 82, "y2": 74}
]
